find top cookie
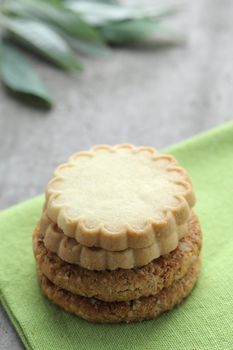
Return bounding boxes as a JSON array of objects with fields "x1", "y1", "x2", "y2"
[{"x1": 45, "y1": 144, "x2": 195, "y2": 251}]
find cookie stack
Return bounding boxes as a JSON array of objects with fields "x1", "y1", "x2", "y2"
[{"x1": 33, "y1": 144, "x2": 202, "y2": 323}]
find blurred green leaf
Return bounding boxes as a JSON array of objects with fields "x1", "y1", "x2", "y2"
[
  {"x1": 4, "y1": 0, "x2": 105, "y2": 44},
  {"x1": 0, "y1": 0, "x2": 183, "y2": 109},
  {"x1": 66, "y1": 1, "x2": 138, "y2": 26},
  {"x1": 0, "y1": 43, "x2": 52, "y2": 108},
  {"x1": 63, "y1": 34, "x2": 111, "y2": 56},
  {"x1": 3, "y1": 18, "x2": 83, "y2": 70},
  {"x1": 66, "y1": 1, "x2": 182, "y2": 26},
  {"x1": 81, "y1": 0, "x2": 119, "y2": 4},
  {"x1": 100, "y1": 19, "x2": 160, "y2": 45}
]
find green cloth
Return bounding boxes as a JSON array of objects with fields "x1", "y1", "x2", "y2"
[{"x1": 1, "y1": 121, "x2": 233, "y2": 350}]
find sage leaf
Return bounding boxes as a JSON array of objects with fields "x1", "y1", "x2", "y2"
[
  {"x1": 0, "y1": 0, "x2": 182, "y2": 110},
  {"x1": 100, "y1": 19, "x2": 160, "y2": 45},
  {"x1": 66, "y1": 1, "x2": 136, "y2": 26},
  {"x1": 4, "y1": 0, "x2": 104, "y2": 44},
  {"x1": 4, "y1": 18, "x2": 83, "y2": 70},
  {"x1": 66, "y1": 1, "x2": 182, "y2": 26},
  {"x1": 63, "y1": 33, "x2": 111, "y2": 56},
  {"x1": 0, "y1": 43, "x2": 52, "y2": 108}
]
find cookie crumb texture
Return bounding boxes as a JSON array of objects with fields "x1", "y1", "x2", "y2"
[
  {"x1": 37, "y1": 257, "x2": 200, "y2": 323},
  {"x1": 33, "y1": 212, "x2": 202, "y2": 302}
]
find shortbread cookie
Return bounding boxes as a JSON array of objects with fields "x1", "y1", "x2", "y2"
[
  {"x1": 37, "y1": 256, "x2": 201, "y2": 323},
  {"x1": 45, "y1": 144, "x2": 195, "y2": 251},
  {"x1": 33, "y1": 212, "x2": 202, "y2": 302},
  {"x1": 41, "y1": 213, "x2": 188, "y2": 270}
]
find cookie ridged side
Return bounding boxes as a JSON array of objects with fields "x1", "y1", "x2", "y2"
[
  {"x1": 33, "y1": 212, "x2": 202, "y2": 302},
  {"x1": 41, "y1": 213, "x2": 188, "y2": 270},
  {"x1": 45, "y1": 144, "x2": 195, "y2": 251}
]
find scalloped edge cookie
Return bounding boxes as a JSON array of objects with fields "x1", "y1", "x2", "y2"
[
  {"x1": 37, "y1": 256, "x2": 200, "y2": 323},
  {"x1": 44, "y1": 144, "x2": 195, "y2": 251},
  {"x1": 41, "y1": 215, "x2": 188, "y2": 270},
  {"x1": 33, "y1": 212, "x2": 202, "y2": 301}
]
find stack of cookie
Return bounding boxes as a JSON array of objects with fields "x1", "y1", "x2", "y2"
[{"x1": 33, "y1": 144, "x2": 202, "y2": 323}]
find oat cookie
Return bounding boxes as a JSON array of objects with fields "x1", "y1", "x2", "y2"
[
  {"x1": 37, "y1": 256, "x2": 200, "y2": 323},
  {"x1": 33, "y1": 212, "x2": 202, "y2": 302}
]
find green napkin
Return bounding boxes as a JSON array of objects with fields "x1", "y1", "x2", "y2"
[{"x1": 1, "y1": 121, "x2": 233, "y2": 350}]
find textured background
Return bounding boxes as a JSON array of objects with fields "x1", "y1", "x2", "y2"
[{"x1": 1, "y1": 0, "x2": 233, "y2": 348}]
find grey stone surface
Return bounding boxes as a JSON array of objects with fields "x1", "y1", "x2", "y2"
[{"x1": 0, "y1": 0, "x2": 233, "y2": 348}]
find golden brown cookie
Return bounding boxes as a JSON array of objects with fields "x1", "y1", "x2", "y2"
[
  {"x1": 37, "y1": 256, "x2": 201, "y2": 323},
  {"x1": 41, "y1": 212, "x2": 188, "y2": 270},
  {"x1": 33, "y1": 212, "x2": 202, "y2": 302},
  {"x1": 45, "y1": 144, "x2": 195, "y2": 251}
]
